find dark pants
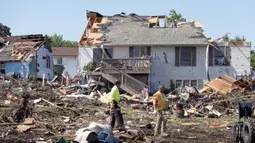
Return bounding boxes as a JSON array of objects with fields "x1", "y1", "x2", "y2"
[{"x1": 110, "y1": 106, "x2": 125, "y2": 131}]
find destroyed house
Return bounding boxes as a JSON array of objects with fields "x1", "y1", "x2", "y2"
[
  {"x1": 0, "y1": 34, "x2": 54, "y2": 79},
  {"x1": 79, "y1": 11, "x2": 251, "y2": 94}
]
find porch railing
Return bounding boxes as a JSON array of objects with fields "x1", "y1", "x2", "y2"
[
  {"x1": 100, "y1": 61, "x2": 149, "y2": 94},
  {"x1": 102, "y1": 58, "x2": 151, "y2": 72}
]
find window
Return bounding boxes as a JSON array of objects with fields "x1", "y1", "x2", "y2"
[
  {"x1": 175, "y1": 80, "x2": 199, "y2": 88},
  {"x1": 129, "y1": 46, "x2": 151, "y2": 57},
  {"x1": 209, "y1": 46, "x2": 230, "y2": 66},
  {"x1": 191, "y1": 80, "x2": 198, "y2": 87},
  {"x1": 56, "y1": 58, "x2": 63, "y2": 65},
  {"x1": 46, "y1": 56, "x2": 51, "y2": 68},
  {"x1": 175, "y1": 47, "x2": 196, "y2": 66},
  {"x1": 183, "y1": 80, "x2": 190, "y2": 86},
  {"x1": 103, "y1": 48, "x2": 113, "y2": 58},
  {"x1": 176, "y1": 80, "x2": 182, "y2": 88},
  {"x1": 0, "y1": 63, "x2": 5, "y2": 74}
]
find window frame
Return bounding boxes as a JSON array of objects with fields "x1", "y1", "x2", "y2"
[
  {"x1": 180, "y1": 47, "x2": 193, "y2": 66},
  {"x1": 209, "y1": 46, "x2": 230, "y2": 66},
  {"x1": 129, "y1": 46, "x2": 151, "y2": 58},
  {"x1": 175, "y1": 79, "x2": 199, "y2": 88},
  {"x1": 175, "y1": 47, "x2": 196, "y2": 67},
  {"x1": 56, "y1": 57, "x2": 63, "y2": 65},
  {"x1": 46, "y1": 56, "x2": 51, "y2": 69}
]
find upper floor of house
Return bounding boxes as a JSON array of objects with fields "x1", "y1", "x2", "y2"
[{"x1": 78, "y1": 11, "x2": 252, "y2": 75}]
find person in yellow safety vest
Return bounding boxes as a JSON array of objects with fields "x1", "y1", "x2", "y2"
[
  {"x1": 109, "y1": 80, "x2": 126, "y2": 133},
  {"x1": 152, "y1": 85, "x2": 169, "y2": 137}
]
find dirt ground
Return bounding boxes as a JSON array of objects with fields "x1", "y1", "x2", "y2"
[
  {"x1": 0, "y1": 97, "x2": 235, "y2": 143},
  {"x1": 0, "y1": 80, "x2": 239, "y2": 143}
]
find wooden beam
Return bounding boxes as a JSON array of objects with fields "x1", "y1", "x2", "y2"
[{"x1": 79, "y1": 17, "x2": 91, "y2": 46}]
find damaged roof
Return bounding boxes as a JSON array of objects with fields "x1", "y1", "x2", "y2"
[
  {"x1": 80, "y1": 11, "x2": 208, "y2": 47},
  {"x1": 0, "y1": 34, "x2": 50, "y2": 62}
]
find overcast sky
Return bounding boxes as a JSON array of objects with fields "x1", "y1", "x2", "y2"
[{"x1": 1, "y1": 0, "x2": 254, "y2": 47}]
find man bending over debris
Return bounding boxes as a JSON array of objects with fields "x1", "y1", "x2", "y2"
[
  {"x1": 109, "y1": 80, "x2": 126, "y2": 133},
  {"x1": 152, "y1": 85, "x2": 169, "y2": 137}
]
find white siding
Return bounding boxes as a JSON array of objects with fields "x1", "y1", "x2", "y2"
[
  {"x1": 150, "y1": 46, "x2": 208, "y2": 90},
  {"x1": 113, "y1": 46, "x2": 129, "y2": 58},
  {"x1": 83, "y1": 45, "x2": 251, "y2": 91},
  {"x1": 230, "y1": 46, "x2": 251, "y2": 76},
  {"x1": 53, "y1": 56, "x2": 78, "y2": 77},
  {"x1": 150, "y1": 45, "x2": 251, "y2": 91},
  {"x1": 78, "y1": 47, "x2": 93, "y2": 72}
]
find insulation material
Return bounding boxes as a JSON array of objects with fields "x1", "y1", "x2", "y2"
[
  {"x1": 101, "y1": 17, "x2": 111, "y2": 24},
  {"x1": 92, "y1": 23, "x2": 100, "y2": 29},
  {"x1": 149, "y1": 17, "x2": 158, "y2": 24},
  {"x1": 88, "y1": 33, "x2": 103, "y2": 40}
]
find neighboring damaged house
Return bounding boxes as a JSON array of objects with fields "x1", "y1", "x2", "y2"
[
  {"x1": 79, "y1": 11, "x2": 251, "y2": 93},
  {"x1": 0, "y1": 23, "x2": 11, "y2": 37},
  {"x1": 52, "y1": 47, "x2": 78, "y2": 77},
  {"x1": 0, "y1": 34, "x2": 54, "y2": 80}
]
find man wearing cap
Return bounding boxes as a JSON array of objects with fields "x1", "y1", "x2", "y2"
[
  {"x1": 109, "y1": 80, "x2": 125, "y2": 133},
  {"x1": 152, "y1": 85, "x2": 169, "y2": 137}
]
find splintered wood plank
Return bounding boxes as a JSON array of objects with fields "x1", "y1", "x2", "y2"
[{"x1": 205, "y1": 78, "x2": 235, "y2": 95}]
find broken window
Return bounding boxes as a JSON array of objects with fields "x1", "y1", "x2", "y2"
[
  {"x1": 129, "y1": 46, "x2": 151, "y2": 58},
  {"x1": 175, "y1": 47, "x2": 196, "y2": 66},
  {"x1": 46, "y1": 56, "x2": 51, "y2": 68},
  {"x1": 209, "y1": 46, "x2": 230, "y2": 66}
]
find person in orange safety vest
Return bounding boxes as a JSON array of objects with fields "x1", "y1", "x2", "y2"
[{"x1": 152, "y1": 85, "x2": 169, "y2": 137}]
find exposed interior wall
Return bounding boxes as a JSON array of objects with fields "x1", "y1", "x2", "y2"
[
  {"x1": 37, "y1": 44, "x2": 54, "y2": 80},
  {"x1": 53, "y1": 56, "x2": 78, "y2": 77}
]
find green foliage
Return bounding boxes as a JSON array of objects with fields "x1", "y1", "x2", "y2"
[
  {"x1": 50, "y1": 33, "x2": 78, "y2": 47},
  {"x1": 167, "y1": 9, "x2": 186, "y2": 24},
  {"x1": 251, "y1": 51, "x2": 255, "y2": 69},
  {"x1": 84, "y1": 62, "x2": 96, "y2": 71},
  {"x1": 230, "y1": 35, "x2": 246, "y2": 42}
]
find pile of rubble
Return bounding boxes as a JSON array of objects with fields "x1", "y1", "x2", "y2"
[
  {"x1": 0, "y1": 73, "x2": 255, "y2": 142},
  {"x1": 0, "y1": 76, "x2": 154, "y2": 143},
  {"x1": 168, "y1": 75, "x2": 255, "y2": 119}
]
